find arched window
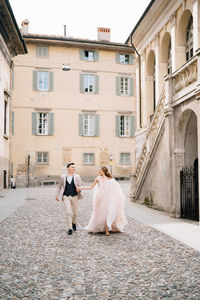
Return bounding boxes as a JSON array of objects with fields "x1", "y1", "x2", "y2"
[
  {"x1": 186, "y1": 15, "x2": 193, "y2": 61},
  {"x1": 167, "y1": 41, "x2": 172, "y2": 74}
]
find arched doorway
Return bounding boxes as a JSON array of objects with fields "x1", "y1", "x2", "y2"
[
  {"x1": 180, "y1": 111, "x2": 199, "y2": 221},
  {"x1": 146, "y1": 50, "x2": 156, "y2": 122}
]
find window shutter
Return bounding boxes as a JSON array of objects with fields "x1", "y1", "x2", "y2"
[
  {"x1": 95, "y1": 75, "x2": 99, "y2": 94},
  {"x1": 115, "y1": 115, "x2": 120, "y2": 136},
  {"x1": 79, "y1": 50, "x2": 84, "y2": 60},
  {"x1": 36, "y1": 47, "x2": 42, "y2": 57},
  {"x1": 95, "y1": 114, "x2": 100, "y2": 136},
  {"x1": 32, "y1": 112, "x2": 37, "y2": 135},
  {"x1": 94, "y1": 51, "x2": 99, "y2": 61},
  {"x1": 79, "y1": 114, "x2": 84, "y2": 136},
  {"x1": 80, "y1": 74, "x2": 84, "y2": 93},
  {"x1": 43, "y1": 47, "x2": 48, "y2": 57},
  {"x1": 116, "y1": 54, "x2": 120, "y2": 63},
  {"x1": 49, "y1": 112, "x2": 54, "y2": 135},
  {"x1": 49, "y1": 72, "x2": 53, "y2": 91},
  {"x1": 12, "y1": 111, "x2": 14, "y2": 135},
  {"x1": 129, "y1": 55, "x2": 134, "y2": 65},
  {"x1": 129, "y1": 78, "x2": 134, "y2": 96},
  {"x1": 33, "y1": 71, "x2": 38, "y2": 90},
  {"x1": 116, "y1": 77, "x2": 120, "y2": 95},
  {"x1": 130, "y1": 115, "x2": 135, "y2": 137}
]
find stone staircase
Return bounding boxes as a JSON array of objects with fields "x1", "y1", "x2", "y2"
[{"x1": 130, "y1": 87, "x2": 166, "y2": 201}]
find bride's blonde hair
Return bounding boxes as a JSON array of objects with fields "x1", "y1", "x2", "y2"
[{"x1": 101, "y1": 166, "x2": 112, "y2": 178}]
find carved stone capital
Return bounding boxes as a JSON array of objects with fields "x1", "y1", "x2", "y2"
[{"x1": 170, "y1": 13, "x2": 176, "y2": 27}]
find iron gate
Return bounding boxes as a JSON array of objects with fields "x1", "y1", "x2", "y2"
[{"x1": 180, "y1": 167, "x2": 199, "y2": 221}]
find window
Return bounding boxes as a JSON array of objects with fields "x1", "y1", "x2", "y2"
[
  {"x1": 80, "y1": 50, "x2": 98, "y2": 61},
  {"x1": 79, "y1": 114, "x2": 99, "y2": 137},
  {"x1": 120, "y1": 77, "x2": 129, "y2": 95},
  {"x1": 83, "y1": 153, "x2": 95, "y2": 165},
  {"x1": 32, "y1": 112, "x2": 54, "y2": 136},
  {"x1": 116, "y1": 54, "x2": 134, "y2": 64},
  {"x1": 120, "y1": 115, "x2": 131, "y2": 137},
  {"x1": 83, "y1": 114, "x2": 95, "y2": 136},
  {"x1": 186, "y1": 15, "x2": 193, "y2": 61},
  {"x1": 33, "y1": 71, "x2": 53, "y2": 91},
  {"x1": 37, "y1": 113, "x2": 48, "y2": 135},
  {"x1": 115, "y1": 115, "x2": 135, "y2": 137},
  {"x1": 120, "y1": 54, "x2": 129, "y2": 64},
  {"x1": 36, "y1": 46, "x2": 48, "y2": 57},
  {"x1": 37, "y1": 152, "x2": 48, "y2": 164},
  {"x1": 4, "y1": 100, "x2": 8, "y2": 135},
  {"x1": 84, "y1": 74, "x2": 95, "y2": 93},
  {"x1": 120, "y1": 153, "x2": 131, "y2": 165},
  {"x1": 116, "y1": 77, "x2": 134, "y2": 96}
]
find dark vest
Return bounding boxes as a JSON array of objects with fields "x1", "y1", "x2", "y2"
[{"x1": 63, "y1": 176, "x2": 78, "y2": 197}]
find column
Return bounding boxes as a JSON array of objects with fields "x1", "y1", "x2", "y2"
[
  {"x1": 193, "y1": 0, "x2": 200, "y2": 52},
  {"x1": 141, "y1": 51, "x2": 147, "y2": 127},
  {"x1": 155, "y1": 34, "x2": 159, "y2": 105},
  {"x1": 135, "y1": 58, "x2": 140, "y2": 131},
  {"x1": 170, "y1": 14, "x2": 176, "y2": 73}
]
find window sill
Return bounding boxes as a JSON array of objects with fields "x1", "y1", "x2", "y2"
[
  {"x1": 36, "y1": 163, "x2": 49, "y2": 165},
  {"x1": 3, "y1": 134, "x2": 9, "y2": 140},
  {"x1": 83, "y1": 164, "x2": 95, "y2": 166}
]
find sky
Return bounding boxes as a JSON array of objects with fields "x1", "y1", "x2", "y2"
[{"x1": 9, "y1": 0, "x2": 150, "y2": 43}]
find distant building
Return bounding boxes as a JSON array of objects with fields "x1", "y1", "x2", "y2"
[
  {"x1": 128, "y1": 0, "x2": 200, "y2": 222},
  {"x1": 12, "y1": 22, "x2": 136, "y2": 186},
  {"x1": 0, "y1": 0, "x2": 27, "y2": 189}
]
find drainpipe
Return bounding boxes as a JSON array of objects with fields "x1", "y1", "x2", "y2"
[{"x1": 130, "y1": 36, "x2": 142, "y2": 129}]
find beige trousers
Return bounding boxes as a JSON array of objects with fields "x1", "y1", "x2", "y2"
[{"x1": 63, "y1": 195, "x2": 78, "y2": 230}]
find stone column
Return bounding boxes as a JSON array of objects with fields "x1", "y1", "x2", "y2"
[
  {"x1": 141, "y1": 52, "x2": 147, "y2": 127},
  {"x1": 154, "y1": 34, "x2": 159, "y2": 105},
  {"x1": 135, "y1": 58, "x2": 140, "y2": 131},
  {"x1": 130, "y1": 172, "x2": 136, "y2": 202},
  {"x1": 170, "y1": 14, "x2": 176, "y2": 73},
  {"x1": 193, "y1": 0, "x2": 200, "y2": 52}
]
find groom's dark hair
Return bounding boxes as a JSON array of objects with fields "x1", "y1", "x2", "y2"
[{"x1": 67, "y1": 162, "x2": 75, "y2": 168}]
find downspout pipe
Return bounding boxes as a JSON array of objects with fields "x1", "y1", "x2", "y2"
[{"x1": 130, "y1": 36, "x2": 142, "y2": 129}]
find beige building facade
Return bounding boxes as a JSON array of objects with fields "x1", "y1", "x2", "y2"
[
  {"x1": 0, "y1": 0, "x2": 27, "y2": 190},
  {"x1": 12, "y1": 23, "x2": 136, "y2": 186},
  {"x1": 128, "y1": 0, "x2": 200, "y2": 222}
]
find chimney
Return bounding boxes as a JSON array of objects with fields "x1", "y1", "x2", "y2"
[
  {"x1": 21, "y1": 19, "x2": 29, "y2": 34},
  {"x1": 97, "y1": 27, "x2": 110, "y2": 42}
]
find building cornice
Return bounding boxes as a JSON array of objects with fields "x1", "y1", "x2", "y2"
[
  {"x1": 0, "y1": 0, "x2": 27, "y2": 56},
  {"x1": 23, "y1": 34, "x2": 133, "y2": 53}
]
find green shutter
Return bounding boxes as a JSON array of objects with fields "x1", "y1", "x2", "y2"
[
  {"x1": 80, "y1": 74, "x2": 84, "y2": 93},
  {"x1": 49, "y1": 72, "x2": 53, "y2": 91},
  {"x1": 130, "y1": 115, "x2": 135, "y2": 137},
  {"x1": 49, "y1": 112, "x2": 54, "y2": 135},
  {"x1": 94, "y1": 51, "x2": 99, "y2": 61},
  {"x1": 95, "y1": 75, "x2": 99, "y2": 94},
  {"x1": 129, "y1": 55, "x2": 134, "y2": 64},
  {"x1": 95, "y1": 115, "x2": 100, "y2": 136},
  {"x1": 32, "y1": 112, "x2": 37, "y2": 135},
  {"x1": 36, "y1": 47, "x2": 42, "y2": 57},
  {"x1": 80, "y1": 50, "x2": 84, "y2": 60},
  {"x1": 129, "y1": 78, "x2": 134, "y2": 96},
  {"x1": 116, "y1": 54, "x2": 120, "y2": 63},
  {"x1": 33, "y1": 71, "x2": 38, "y2": 90},
  {"x1": 43, "y1": 47, "x2": 48, "y2": 57},
  {"x1": 12, "y1": 111, "x2": 14, "y2": 135},
  {"x1": 115, "y1": 115, "x2": 120, "y2": 136},
  {"x1": 79, "y1": 114, "x2": 84, "y2": 136},
  {"x1": 116, "y1": 77, "x2": 120, "y2": 95}
]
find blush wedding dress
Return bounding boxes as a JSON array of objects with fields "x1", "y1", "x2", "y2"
[{"x1": 85, "y1": 176, "x2": 127, "y2": 233}]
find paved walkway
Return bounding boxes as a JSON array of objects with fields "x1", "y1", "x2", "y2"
[{"x1": 0, "y1": 185, "x2": 200, "y2": 299}]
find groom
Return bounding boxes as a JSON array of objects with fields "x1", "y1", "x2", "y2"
[{"x1": 56, "y1": 163, "x2": 83, "y2": 235}]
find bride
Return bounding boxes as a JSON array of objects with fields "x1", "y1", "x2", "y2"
[{"x1": 78, "y1": 166, "x2": 127, "y2": 236}]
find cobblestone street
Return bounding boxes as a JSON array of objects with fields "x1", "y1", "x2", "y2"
[{"x1": 0, "y1": 184, "x2": 200, "y2": 300}]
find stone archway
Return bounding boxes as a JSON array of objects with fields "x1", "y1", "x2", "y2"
[{"x1": 177, "y1": 109, "x2": 199, "y2": 221}]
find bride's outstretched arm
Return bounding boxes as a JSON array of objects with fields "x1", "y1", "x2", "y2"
[{"x1": 78, "y1": 178, "x2": 98, "y2": 191}]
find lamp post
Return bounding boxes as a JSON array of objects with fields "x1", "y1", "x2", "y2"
[{"x1": 109, "y1": 154, "x2": 113, "y2": 175}]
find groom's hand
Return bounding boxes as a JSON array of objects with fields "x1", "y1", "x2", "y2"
[
  {"x1": 76, "y1": 187, "x2": 81, "y2": 192},
  {"x1": 56, "y1": 196, "x2": 60, "y2": 201}
]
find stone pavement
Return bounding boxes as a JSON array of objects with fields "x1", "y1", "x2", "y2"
[{"x1": 0, "y1": 184, "x2": 200, "y2": 299}]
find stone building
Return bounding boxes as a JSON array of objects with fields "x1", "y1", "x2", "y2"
[
  {"x1": 128, "y1": 0, "x2": 200, "y2": 222},
  {"x1": 0, "y1": 0, "x2": 27, "y2": 190},
  {"x1": 11, "y1": 22, "x2": 136, "y2": 186}
]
